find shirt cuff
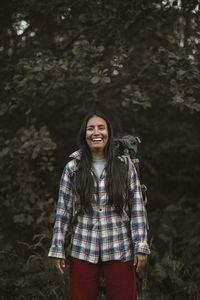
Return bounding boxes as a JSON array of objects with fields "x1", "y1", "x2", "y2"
[
  {"x1": 134, "y1": 241, "x2": 150, "y2": 255},
  {"x1": 48, "y1": 245, "x2": 65, "y2": 259}
]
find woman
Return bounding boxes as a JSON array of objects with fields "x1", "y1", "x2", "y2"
[{"x1": 48, "y1": 112, "x2": 150, "y2": 300}]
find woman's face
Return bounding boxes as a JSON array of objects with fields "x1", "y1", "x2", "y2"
[{"x1": 86, "y1": 116, "x2": 109, "y2": 152}]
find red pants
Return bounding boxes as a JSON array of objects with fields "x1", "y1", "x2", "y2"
[{"x1": 68, "y1": 257, "x2": 137, "y2": 300}]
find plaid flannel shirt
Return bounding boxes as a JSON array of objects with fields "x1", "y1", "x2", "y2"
[{"x1": 48, "y1": 150, "x2": 150, "y2": 263}]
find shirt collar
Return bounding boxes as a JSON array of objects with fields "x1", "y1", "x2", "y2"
[{"x1": 69, "y1": 149, "x2": 82, "y2": 160}]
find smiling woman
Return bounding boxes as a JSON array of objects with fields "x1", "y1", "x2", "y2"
[
  {"x1": 86, "y1": 115, "x2": 109, "y2": 159},
  {"x1": 48, "y1": 112, "x2": 150, "y2": 300}
]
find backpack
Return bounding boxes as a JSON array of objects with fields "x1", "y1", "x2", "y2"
[{"x1": 113, "y1": 135, "x2": 149, "y2": 230}]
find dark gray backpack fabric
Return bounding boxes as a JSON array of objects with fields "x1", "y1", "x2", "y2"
[{"x1": 114, "y1": 135, "x2": 149, "y2": 230}]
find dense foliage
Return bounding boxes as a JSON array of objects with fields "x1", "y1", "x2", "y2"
[{"x1": 1, "y1": 1, "x2": 200, "y2": 299}]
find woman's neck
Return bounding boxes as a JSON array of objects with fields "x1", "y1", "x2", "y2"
[{"x1": 91, "y1": 149, "x2": 105, "y2": 160}]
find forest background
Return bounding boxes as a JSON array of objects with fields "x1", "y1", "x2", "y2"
[{"x1": 0, "y1": 0, "x2": 200, "y2": 299}]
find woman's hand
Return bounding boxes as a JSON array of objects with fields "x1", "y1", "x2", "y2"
[
  {"x1": 134, "y1": 253, "x2": 147, "y2": 272},
  {"x1": 55, "y1": 258, "x2": 66, "y2": 275}
]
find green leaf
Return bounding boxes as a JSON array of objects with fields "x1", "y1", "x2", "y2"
[
  {"x1": 0, "y1": 147, "x2": 9, "y2": 157},
  {"x1": 177, "y1": 70, "x2": 186, "y2": 77},
  {"x1": 103, "y1": 77, "x2": 111, "y2": 83},
  {"x1": 173, "y1": 95, "x2": 184, "y2": 103},
  {"x1": 32, "y1": 66, "x2": 42, "y2": 72},
  {"x1": 97, "y1": 45, "x2": 104, "y2": 52},
  {"x1": 61, "y1": 64, "x2": 68, "y2": 71},
  {"x1": 90, "y1": 67, "x2": 99, "y2": 73},
  {"x1": 32, "y1": 146, "x2": 40, "y2": 159},
  {"x1": 91, "y1": 76, "x2": 100, "y2": 84},
  {"x1": 113, "y1": 69, "x2": 119, "y2": 75}
]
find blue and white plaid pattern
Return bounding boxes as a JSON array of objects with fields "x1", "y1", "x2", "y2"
[{"x1": 48, "y1": 150, "x2": 150, "y2": 263}]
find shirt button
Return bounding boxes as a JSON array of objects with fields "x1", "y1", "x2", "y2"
[{"x1": 99, "y1": 208, "x2": 103, "y2": 212}]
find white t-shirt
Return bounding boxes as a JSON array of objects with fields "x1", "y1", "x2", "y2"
[{"x1": 92, "y1": 159, "x2": 106, "y2": 179}]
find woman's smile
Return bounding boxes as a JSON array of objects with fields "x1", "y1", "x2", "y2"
[{"x1": 91, "y1": 137, "x2": 103, "y2": 144}]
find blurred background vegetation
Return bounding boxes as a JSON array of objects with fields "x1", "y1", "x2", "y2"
[{"x1": 0, "y1": 0, "x2": 200, "y2": 299}]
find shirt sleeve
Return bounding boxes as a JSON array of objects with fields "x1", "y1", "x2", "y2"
[
  {"x1": 48, "y1": 163, "x2": 73, "y2": 259},
  {"x1": 129, "y1": 163, "x2": 150, "y2": 255}
]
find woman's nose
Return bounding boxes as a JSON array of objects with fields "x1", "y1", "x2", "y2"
[{"x1": 93, "y1": 127, "x2": 99, "y2": 135}]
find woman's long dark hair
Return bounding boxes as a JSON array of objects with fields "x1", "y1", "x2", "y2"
[{"x1": 74, "y1": 112, "x2": 128, "y2": 214}]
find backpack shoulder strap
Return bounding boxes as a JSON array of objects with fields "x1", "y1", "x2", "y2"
[{"x1": 120, "y1": 151, "x2": 149, "y2": 230}]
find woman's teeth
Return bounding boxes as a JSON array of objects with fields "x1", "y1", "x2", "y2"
[{"x1": 92, "y1": 138, "x2": 102, "y2": 142}]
